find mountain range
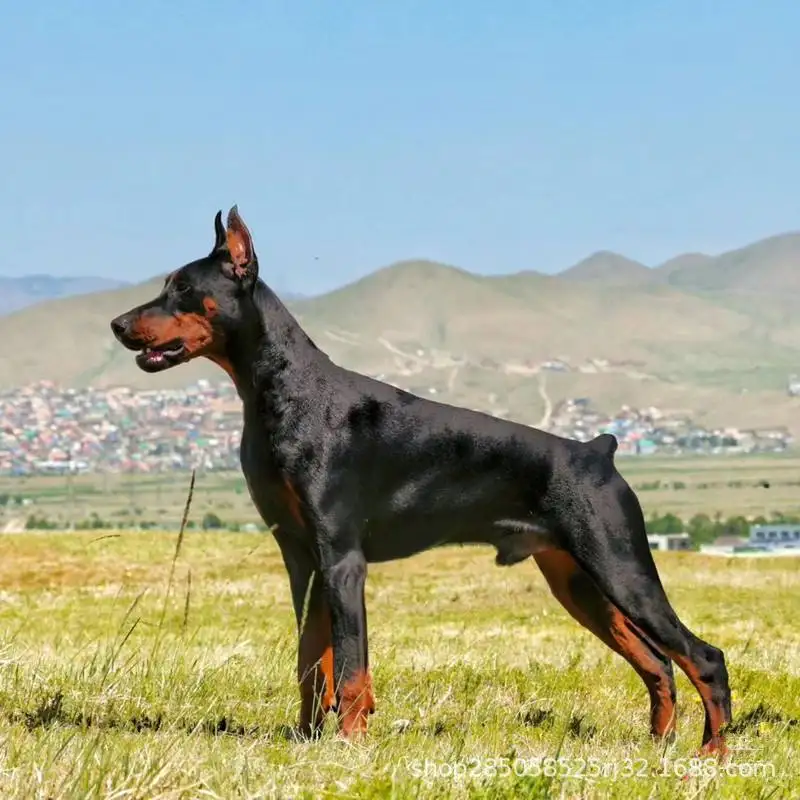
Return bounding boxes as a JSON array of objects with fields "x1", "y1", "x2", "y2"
[
  {"x1": 0, "y1": 275, "x2": 130, "y2": 316},
  {"x1": 0, "y1": 275, "x2": 307, "y2": 316},
  {"x1": 1, "y1": 230, "x2": 799, "y2": 435}
]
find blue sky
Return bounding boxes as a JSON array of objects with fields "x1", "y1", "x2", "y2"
[{"x1": 2, "y1": 1, "x2": 799, "y2": 294}]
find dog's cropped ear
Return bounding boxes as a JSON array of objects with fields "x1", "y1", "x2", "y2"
[
  {"x1": 210, "y1": 210, "x2": 228, "y2": 255},
  {"x1": 221, "y1": 205, "x2": 259, "y2": 286}
]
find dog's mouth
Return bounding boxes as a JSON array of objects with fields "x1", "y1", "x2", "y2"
[{"x1": 134, "y1": 340, "x2": 188, "y2": 373}]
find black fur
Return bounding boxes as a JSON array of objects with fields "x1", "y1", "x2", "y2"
[{"x1": 110, "y1": 208, "x2": 732, "y2": 748}]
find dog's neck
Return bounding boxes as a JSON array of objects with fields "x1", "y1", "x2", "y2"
[{"x1": 214, "y1": 280, "x2": 322, "y2": 410}]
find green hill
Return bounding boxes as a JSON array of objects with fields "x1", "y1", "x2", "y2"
[
  {"x1": 662, "y1": 233, "x2": 800, "y2": 294},
  {"x1": 2, "y1": 233, "x2": 800, "y2": 435},
  {"x1": 558, "y1": 251, "x2": 655, "y2": 286},
  {"x1": 655, "y1": 252, "x2": 714, "y2": 278}
]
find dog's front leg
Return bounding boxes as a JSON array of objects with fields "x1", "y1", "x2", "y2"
[
  {"x1": 323, "y1": 548, "x2": 375, "y2": 738},
  {"x1": 295, "y1": 571, "x2": 336, "y2": 737},
  {"x1": 281, "y1": 544, "x2": 336, "y2": 739}
]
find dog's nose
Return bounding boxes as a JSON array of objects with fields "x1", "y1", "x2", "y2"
[{"x1": 110, "y1": 316, "x2": 127, "y2": 339}]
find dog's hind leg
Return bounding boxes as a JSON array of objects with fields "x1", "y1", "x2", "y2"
[
  {"x1": 553, "y1": 474, "x2": 731, "y2": 753},
  {"x1": 534, "y1": 549, "x2": 677, "y2": 739}
]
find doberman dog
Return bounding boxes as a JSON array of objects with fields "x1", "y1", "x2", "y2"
[{"x1": 110, "y1": 208, "x2": 732, "y2": 752}]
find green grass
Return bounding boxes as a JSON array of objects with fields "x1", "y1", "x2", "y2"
[{"x1": 0, "y1": 529, "x2": 797, "y2": 798}]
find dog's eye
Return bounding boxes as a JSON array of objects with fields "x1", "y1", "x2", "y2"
[{"x1": 174, "y1": 280, "x2": 192, "y2": 295}]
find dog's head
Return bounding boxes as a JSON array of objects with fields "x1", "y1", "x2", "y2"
[{"x1": 110, "y1": 207, "x2": 258, "y2": 373}]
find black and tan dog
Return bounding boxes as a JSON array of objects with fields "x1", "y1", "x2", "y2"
[{"x1": 110, "y1": 208, "x2": 731, "y2": 752}]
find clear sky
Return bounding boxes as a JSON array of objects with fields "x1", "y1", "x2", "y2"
[{"x1": 2, "y1": 1, "x2": 799, "y2": 294}]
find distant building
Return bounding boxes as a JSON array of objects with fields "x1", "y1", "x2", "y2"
[
  {"x1": 700, "y1": 524, "x2": 800, "y2": 557},
  {"x1": 541, "y1": 360, "x2": 569, "y2": 372},
  {"x1": 647, "y1": 532, "x2": 692, "y2": 552},
  {"x1": 749, "y1": 524, "x2": 800, "y2": 552},
  {"x1": 709, "y1": 535, "x2": 749, "y2": 549}
]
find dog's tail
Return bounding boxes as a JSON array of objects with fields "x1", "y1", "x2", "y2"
[{"x1": 586, "y1": 432, "x2": 618, "y2": 460}]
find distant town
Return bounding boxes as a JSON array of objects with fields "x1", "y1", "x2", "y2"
[
  {"x1": 0, "y1": 379, "x2": 792, "y2": 476},
  {"x1": 547, "y1": 397, "x2": 791, "y2": 456}
]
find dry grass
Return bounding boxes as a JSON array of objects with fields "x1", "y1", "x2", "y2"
[
  {"x1": 0, "y1": 527, "x2": 797, "y2": 798},
  {"x1": 5, "y1": 454, "x2": 800, "y2": 532},
  {"x1": 622, "y1": 453, "x2": 800, "y2": 518}
]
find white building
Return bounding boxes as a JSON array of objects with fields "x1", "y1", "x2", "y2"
[
  {"x1": 748, "y1": 524, "x2": 800, "y2": 552},
  {"x1": 647, "y1": 532, "x2": 692, "y2": 552},
  {"x1": 700, "y1": 524, "x2": 800, "y2": 557}
]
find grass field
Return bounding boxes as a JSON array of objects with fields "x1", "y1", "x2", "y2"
[
  {"x1": 0, "y1": 525, "x2": 797, "y2": 798},
  {"x1": 3, "y1": 453, "x2": 800, "y2": 532}
]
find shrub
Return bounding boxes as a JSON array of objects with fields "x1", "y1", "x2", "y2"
[{"x1": 202, "y1": 512, "x2": 224, "y2": 530}]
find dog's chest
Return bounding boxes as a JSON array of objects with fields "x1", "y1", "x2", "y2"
[{"x1": 238, "y1": 425, "x2": 293, "y2": 523}]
